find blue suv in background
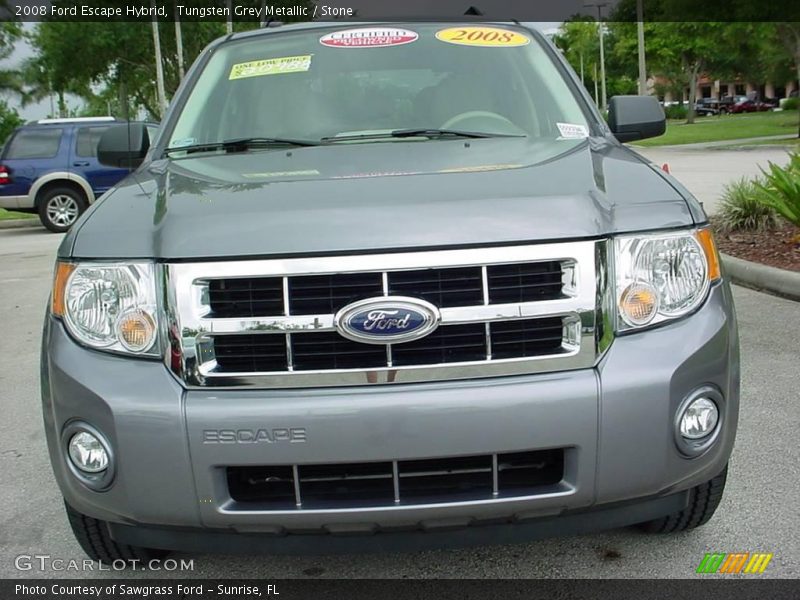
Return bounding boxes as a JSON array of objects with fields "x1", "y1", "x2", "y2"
[{"x1": 0, "y1": 117, "x2": 157, "y2": 232}]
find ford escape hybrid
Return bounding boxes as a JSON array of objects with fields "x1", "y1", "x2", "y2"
[{"x1": 42, "y1": 22, "x2": 738, "y2": 561}]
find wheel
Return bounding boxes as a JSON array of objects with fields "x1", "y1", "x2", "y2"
[
  {"x1": 65, "y1": 502, "x2": 169, "y2": 564},
  {"x1": 639, "y1": 464, "x2": 728, "y2": 533},
  {"x1": 38, "y1": 187, "x2": 87, "y2": 233}
]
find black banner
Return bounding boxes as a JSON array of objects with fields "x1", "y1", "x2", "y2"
[
  {"x1": 3, "y1": 0, "x2": 800, "y2": 23},
  {"x1": 4, "y1": 579, "x2": 800, "y2": 600}
]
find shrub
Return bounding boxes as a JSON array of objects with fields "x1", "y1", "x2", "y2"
[
  {"x1": 781, "y1": 97, "x2": 798, "y2": 111},
  {"x1": 717, "y1": 177, "x2": 778, "y2": 233},
  {"x1": 756, "y1": 152, "x2": 800, "y2": 228},
  {"x1": 664, "y1": 104, "x2": 688, "y2": 120}
]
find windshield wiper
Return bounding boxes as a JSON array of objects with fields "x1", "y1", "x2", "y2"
[
  {"x1": 391, "y1": 128, "x2": 523, "y2": 139},
  {"x1": 321, "y1": 128, "x2": 524, "y2": 143},
  {"x1": 165, "y1": 136, "x2": 320, "y2": 155}
]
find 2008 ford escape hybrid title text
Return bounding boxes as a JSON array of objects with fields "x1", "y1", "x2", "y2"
[{"x1": 41, "y1": 21, "x2": 739, "y2": 560}]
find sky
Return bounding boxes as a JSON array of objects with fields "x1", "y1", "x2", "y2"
[{"x1": 1, "y1": 19, "x2": 564, "y2": 121}]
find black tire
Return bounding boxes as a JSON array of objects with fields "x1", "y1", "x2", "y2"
[
  {"x1": 37, "y1": 186, "x2": 88, "y2": 233},
  {"x1": 65, "y1": 502, "x2": 169, "y2": 564},
  {"x1": 639, "y1": 464, "x2": 728, "y2": 533}
]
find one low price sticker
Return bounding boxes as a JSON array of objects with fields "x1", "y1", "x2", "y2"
[{"x1": 435, "y1": 27, "x2": 530, "y2": 47}]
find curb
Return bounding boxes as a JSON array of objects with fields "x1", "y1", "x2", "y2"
[
  {"x1": 0, "y1": 218, "x2": 40, "y2": 230},
  {"x1": 722, "y1": 253, "x2": 800, "y2": 301}
]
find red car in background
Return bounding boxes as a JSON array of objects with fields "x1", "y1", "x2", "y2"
[{"x1": 728, "y1": 97, "x2": 773, "y2": 113}]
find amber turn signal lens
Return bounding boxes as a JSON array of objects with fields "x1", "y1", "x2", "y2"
[
  {"x1": 696, "y1": 227, "x2": 721, "y2": 281},
  {"x1": 619, "y1": 282, "x2": 659, "y2": 326},
  {"x1": 51, "y1": 262, "x2": 75, "y2": 317},
  {"x1": 116, "y1": 309, "x2": 157, "y2": 353}
]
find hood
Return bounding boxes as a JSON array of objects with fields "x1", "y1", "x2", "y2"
[{"x1": 65, "y1": 137, "x2": 695, "y2": 260}]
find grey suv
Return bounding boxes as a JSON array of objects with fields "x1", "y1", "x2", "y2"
[{"x1": 42, "y1": 22, "x2": 738, "y2": 561}]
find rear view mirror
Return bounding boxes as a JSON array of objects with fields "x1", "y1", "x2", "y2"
[
  {"x1": 608, "y1": 96, "x2": 666, "y2": 143},
  {"x1": 97, "y1": 123, "x2": 150, "y2": 168}
]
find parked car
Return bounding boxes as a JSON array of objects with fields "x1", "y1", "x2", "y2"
[
  {"x1": 729, "y1": 98, "x2": 773, "y2": 114},
  {"x1": 0, "y1": 117, "x2": 157, "y2": 232},
  {"x1": 694, "y1": 98, "x2": 721, "y2": 116},
  {"x1": 43, "y1": 22, "x2": 738, "y2": 561}
]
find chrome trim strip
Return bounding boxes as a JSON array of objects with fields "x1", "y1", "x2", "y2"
[
  {"x1": 190, "y1": 299, "x2": 589, "y2": 334},
  {"x1": 381, "y1": 272, "x2": 393, "y2": 367},
  {"x1": 492, "y1": 454, "x2": 499, "y2": 497},
  {"x1": 166, "y1": 241, "x2": 603, "y2": 389},
  {"x1": 392, "y1": 461, "x2": 400, "y2": 504},
  {"x1": 188, "y1": 243, "x2": 587, "y2": 278},
  {"x1": 481, "y1": 266, "x2": 492, "y2": 360},
  {"x1": 292, "y1": 465, "x2": 302, "y2": 508},
  {"x1": 222, "y1": 485, "x2": 575, "y2": 516}
]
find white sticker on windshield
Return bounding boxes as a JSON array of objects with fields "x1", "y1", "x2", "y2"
[
  {"x1": 169, "y1": 138, "x2": 196, "y2": 148},
  {"x1": 319, "y1": 28, "x2": 418, "y2": 48},
  {"x1": 556, "y1": 122, "x2": 590, "y2": 139}
]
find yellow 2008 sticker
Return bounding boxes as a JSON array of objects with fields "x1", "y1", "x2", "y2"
[
  {"x1": 229, "y1": 54, "x2": 312, "y2": 80},
  {"x1": 435, "y1": 27, "x2": 530, "y2": 47}
]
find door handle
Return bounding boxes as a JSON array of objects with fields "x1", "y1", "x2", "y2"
[{"x1": 72, "y1": 161, "x2": 90, "y2": 167}]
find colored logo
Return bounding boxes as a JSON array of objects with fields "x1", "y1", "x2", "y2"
[
  {"x1": 435, "y1": 27, "x2": 530, "y2": 47},
  {"x1": 696, "y1": 552, "x2": 773, "y2": 574},
  {"x1": 320, "y1": 28, "x2": 419, "y2": 48},
  {"x1": 334, "y1": 297, "x2": 439, "y2": 345}
]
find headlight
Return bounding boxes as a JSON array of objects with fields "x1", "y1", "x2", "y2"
[
  {"x1": 52, "y1": 262, "x2": 160, "y2": 356},
  {"x1": 615, "y1": 228, "x2": 720, "y2": 331}
]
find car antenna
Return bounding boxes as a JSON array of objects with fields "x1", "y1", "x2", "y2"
[{"x1": 464, "y1": 6, "x2": 483, "y2": 15}]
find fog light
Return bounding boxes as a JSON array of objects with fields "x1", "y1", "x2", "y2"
[
  {"x1": 68, "y1": 431, "x2": 109, "y2": 473},
  {"x1": 680, "y1": 397, "x2": 719, "y2": 439}
]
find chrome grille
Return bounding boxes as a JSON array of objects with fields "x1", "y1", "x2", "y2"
[
  {"x1": 206, "y1": 262, "x2": 563, "y2": 319},
  {"x1": 212, "y1": 318, "x2": 566, "y2": 373},
  {"x1": 166, "y1": 241, "x2": 607, "y2": 388}
]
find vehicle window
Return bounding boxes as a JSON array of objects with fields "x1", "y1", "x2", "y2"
[
  {"x1": 168, "y1": 24, "x2": 589, "y2": 150},
  {"x1": 4, "y1": 128, "x2": 63, "y2": 159},
  {"x1": 75, "y1": 126, "x2": 110, "y2": 157},
  {"x1": 146, "y1": 124, "x2": 160, "y2": 145}
]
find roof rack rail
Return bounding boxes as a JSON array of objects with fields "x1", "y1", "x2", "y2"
[{"x1": 37, "y1": 116, "x2": 117, "y2": 124}]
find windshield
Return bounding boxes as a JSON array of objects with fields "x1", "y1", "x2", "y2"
[{"x1": 167, "y1": 24, "x2": 590, "y2": 151}]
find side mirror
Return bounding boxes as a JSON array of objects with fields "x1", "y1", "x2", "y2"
[
  {"x1": 97, "y1": 123, "x2": 150, "y2": 168},
  {"x1": 607, "y1": 96, "x2": 666, "y2": 143}
]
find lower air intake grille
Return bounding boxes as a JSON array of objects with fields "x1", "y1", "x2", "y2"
[{"x1": 226, "y1": 449, "x2": 565, "y2": 509}]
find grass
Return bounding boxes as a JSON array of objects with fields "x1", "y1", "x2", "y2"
[
  {"x1": 635, "y1": 110, "x2": 800, "y2": 147},
  {"x1": 725, "y1": 137, "x2": 800, "y2": 149},
  {"x1": 0, "y1": 208, "x2": 35, "y2": 220}
]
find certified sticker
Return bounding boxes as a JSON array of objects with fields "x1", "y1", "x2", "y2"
[
  {"x1": 320, "y1": 27, "x2": 418, "y2": 48},
  {"x1": 229, "y1": 55, "x2": 312, "y2": 80},
  {"x1": 435, "y1": 27, "x2": 530, "y2": 47}
]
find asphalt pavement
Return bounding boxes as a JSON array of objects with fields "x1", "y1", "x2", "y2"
[
  {"x1": 0, "y1": 220, "x2": 798, "y2": 579},
  {"x1": 634, "y1": 145, "x2": 792, "y2": 216}
]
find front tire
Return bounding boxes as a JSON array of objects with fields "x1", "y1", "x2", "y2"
[
  {"x1": 38, "y1": 187, "x2": 87, "y2": 233},
  {"x1": 639, "y1": 464, "x2": 728, "y2": 533},
  {"x1": 65, "y1": 502, "x2": 169, "y2": 564}
]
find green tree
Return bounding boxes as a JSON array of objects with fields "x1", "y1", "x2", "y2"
[
  {"x1": 0, "y1": 2, "x2": 24, "y2": 98},
  {"x1": 774, "y1": 24, "x2": 800, "y2": 137},
  {"x1": 0, "y1": 99, "x2": 23, "y2": 146},
  {"x1": 26, "y1": 0, "x2": 312, "y2": 120},
  {"x1": 554, "y1": 17, "x2": 599, "y2": 92}
]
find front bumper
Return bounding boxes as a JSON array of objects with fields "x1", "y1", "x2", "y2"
[{"x1": 41, "y1": 282, "x2": 739, "y2": 548}]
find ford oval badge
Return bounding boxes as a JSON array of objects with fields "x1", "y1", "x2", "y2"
[{"x1": 334, "y1": 296, "x2": 440, "y2": 345}]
